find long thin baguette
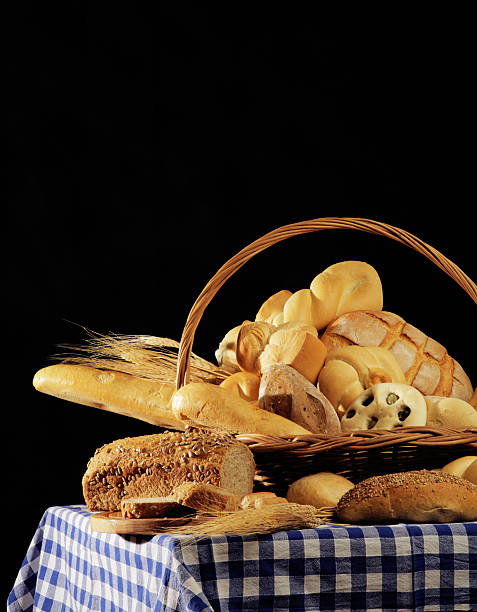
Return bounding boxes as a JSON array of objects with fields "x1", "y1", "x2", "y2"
[
  {"x1": 33, "y1": 363, "x2": 184, "y2": 429},
  {"x1": 171, "y1": 382, "x2": 312, "y2": 435}
]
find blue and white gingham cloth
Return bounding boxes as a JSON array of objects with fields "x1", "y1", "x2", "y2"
[{"x1": 7, "y1": 505, "x2": 477, "y2": 611}]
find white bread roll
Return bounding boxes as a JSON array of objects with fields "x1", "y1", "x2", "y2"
[
  {"x1": 283, "y1": 261, "x2": 383, "y2": 331},
  {"x1": 287, "y1": 472, "x2": 354, "y2": 509},
  {"x1": 33, "y1": 363, "x2": 184, "y2": 429},
  {"x1": 463, "y1": 460, "x2": 477, "y2": 485},
  {"x1": 341, "y1": 383, "x2": 427, "y2": 431},
  {"x1": 336, "y1": 470, "x2": 477, "y2": 523},
  {"x1": 426, "y1": 397, "x2": 477, "y2": 428},
  {"x1": 318, "y1": 346, "x2": 406, "y2": 417},
  {"x1": 259, "y1": 364, "x2": 341, "y2": 435},
  {"x1": 441, "y1": 456, "x2": 477, "y2": 482},
  {"x1": 83, "y1": 429, "x2": 255, "y2": 512},
  {"x1": 236, "y1": 320, "x2": 327, "y2": 383},
  {"x1": 215, "y1": 324, "x2": 245, "y2": 373},
  {"x1": 240, "y1": 492, "x2": 288, "y2": 509},
  {"x1": 255, "y1": 290, "x2": 292, "y2": 326},
  {"x1": 171, "y1": 382, "x2": 312, "y2": 436},
  {"x1": 219, "y1": 371, "x2": 261, "y2": 401}
]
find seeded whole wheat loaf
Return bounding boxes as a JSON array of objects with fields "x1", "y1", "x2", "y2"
[{"x1": 82, "y1": 428, "x2": 255, "y2": 512}]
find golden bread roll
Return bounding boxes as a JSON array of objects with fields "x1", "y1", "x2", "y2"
[
  {"x1": 171, "y1": 382, "x2": 312, "y2": 436},
  {"x1": 83, "y1": 429, "x2": 255, "y2": 512},
  {"x1": 259, "y1": 364, "x2": 341, "y2": 435},
  {"x1": 283, "y1": 261, "x2": 383, "y2": 331},
  {"x1": 470, "y1": 387, "x2": 477, "y2": 408},
  {"x1": 336, "y1": 470, "x2": 477, "y2": 523},
  {"x1": 426, "y1": 397, "x2": 477, "y2": 428},
  {"x1": 240, "y1": 492, "x2": 288, "y2": 509},
  {"x1": 463, "y1": 460, "x2": 477, "y2": 485},
  {"x1": 341, "y1": 382, "x2": 427, "y2": 431},
  {"x1": 321, "y1": 310, "x2": 473, "y2": 401},
  {"x1": 215, "y1": 324, "x2": 245, "y2": 373},
  {"x1": 287, "y1": 472, "x2": 354, "y2": 509},
  {"x1": 255, "y1": 290, "x2": 292, "y2": 326},
  {"x1": 219, "y1": 371, "x2": 261, "y2": 401},
  {"x1": 33, "y1": 363, "x2": 184, "y2": 429},
  {"x1": 441, "y1": 456, "x2": 477, "y2": 479},
  {"x1": 237, "y1": 320, "x2": 327, "y2": 383},
  {"x1": 318, "y1": 346, "x2": 406, "y2": 416}
]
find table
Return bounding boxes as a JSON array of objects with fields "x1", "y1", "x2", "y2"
[{"x1": 7, "y1": 505, "x2": 477, "y2": 611}]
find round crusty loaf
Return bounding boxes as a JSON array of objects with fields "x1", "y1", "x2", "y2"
[
  {"x1": 287, "y1": 472, "x2": 354, "y2": 509},
  {"x1": 336, "y1": 470, "x2": 477, "y2": 524},
  {"x1": 321, "y1": 310, "x2": 473, "y2": 401},
  {"x1": 82, "y1": 428, "x2": 256, "y2": 512}
]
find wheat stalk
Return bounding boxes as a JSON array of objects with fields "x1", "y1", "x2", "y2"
[{"x1": 55, "y1": 328, "x2": 228, "y2": 385}]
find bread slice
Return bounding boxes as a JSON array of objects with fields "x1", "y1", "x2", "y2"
[
  {"x1": 173, "y1": 482, "x2": 240, "y2": 512},
  {"x1": 82, "y1": 428, "x2": 255, "y2": 512},
  {"x1": 121, "y1": 497, "x2": 191, "y2": 519}
]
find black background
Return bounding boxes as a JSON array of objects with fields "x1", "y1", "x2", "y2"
[{"x1": 6, "y1": 5, "x2": 476, "y2": 598}]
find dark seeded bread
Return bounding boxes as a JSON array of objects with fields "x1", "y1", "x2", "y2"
[{"x1": 83, "y1": 428, "x2": 255, "y2": 512}]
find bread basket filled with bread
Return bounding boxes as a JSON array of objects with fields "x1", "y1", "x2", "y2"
[{"x1": 34, "y1": 217, "x2": 477, "y2": 503}]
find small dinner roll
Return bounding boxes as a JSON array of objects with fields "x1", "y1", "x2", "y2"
[{"x1": 287, "y1": 472, "x2": 354, "y2": 509}]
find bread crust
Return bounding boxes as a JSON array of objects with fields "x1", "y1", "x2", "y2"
[
  {"x1": 33, "y1": 364, "x2": 184, "y2": 429},
  {"x1": 321, "y1": 311, "x2": 473, "y2": 401},
  {"x1": 171, "y1": 382, "x2": 312, "y2": 435},
  {"x1": 336, "y1": 470, "x2": 477, "y2": 523},
  {"x1": 82, "y1": 428, "x2": 255, "y2": 511}
]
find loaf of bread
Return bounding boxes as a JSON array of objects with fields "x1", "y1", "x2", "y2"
[
  {"x1": 287, "y1": 472, "x2": 354, "y2": 509},
  {"x1": 282, "y1": 261, "x2": 383, "y2": 331},
  {"x1": 171, "y1": 382, "x2": 313, "y2": 435},
  {"x1": 259, "y1": 364, "x2": 341, "y2": 434},
  {"x1": 321, "y1": 310, "x2": 473, "y2": 401},
  {"x1": 318, "y1": 345, "x2": 406, "y2": 416},
  {"x1": 441, "y1": 456, "x2": 477, "y2": 484},
  {"x1": 240, "y1": 491, "x2": 288, "y2": 509},
  {"x1": 33, "y1": 363, "x2": 185, "y2": 429},
  {"x1": 336, "y1": 470, "x2": 477, "y2": 523},
  {"x1": 425, "y1": 397, "x2": 477, "y2": 428},
  {"x1": 341, "y1": 382, "x2": 427, "y2": 431},
  {"x1": 236, "y1": 320, "x2": 327, "y2": 383},
  {"x1": 82, "y1": 428, "x2": 256, "y2": 512}
]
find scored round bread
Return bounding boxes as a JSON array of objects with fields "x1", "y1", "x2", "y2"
[
  {"x1": 320, "y1": 310, "x2": 473, "y2": 401},
  {"x1": 82, "y1": 428, "x2": 256, "y2": 512},
  {"x1": 336, "y1": 470, "x2": 477, "y2": 524}
]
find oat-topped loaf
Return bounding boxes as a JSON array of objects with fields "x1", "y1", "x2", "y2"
[
  {"x1": 82, "y1": 427, "x2": 255, "y2": 512},
  {"x1": 336, "y1": 469, "x2": 477, "y2": 524}
]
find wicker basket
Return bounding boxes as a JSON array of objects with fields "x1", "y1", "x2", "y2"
[{"x1": 174, "y1": 217, "x2": 477, "y2": 495}]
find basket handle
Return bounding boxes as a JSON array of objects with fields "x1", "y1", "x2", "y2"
[{"x1": 175, "y1": 216, "x2": 476, "y2": 389}]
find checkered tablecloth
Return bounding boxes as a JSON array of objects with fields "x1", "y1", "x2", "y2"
[{"x1": 7, "y1": 505, "x2": 477, "y2": 611}]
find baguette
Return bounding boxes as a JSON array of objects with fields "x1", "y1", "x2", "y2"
[
  {"x1": 82, "y1": 428, "x2": 255, "y2": 512},
  {"x1": 171, "y1": 382, "x2": 313, "y2": 435},
  {"x1": 33, "y1": 363, "x2": 184, "y2": 429},
  {"x1": 321, "y1": 310, "x2": 473, "y2": 401},
  {"x1": 336, "y1": 469, "x2": 477, "y2": 523}
]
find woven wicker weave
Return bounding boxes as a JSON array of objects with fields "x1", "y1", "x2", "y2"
[{"x1": 175, "y1": 217, "x2": 477, "y2": 491}]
